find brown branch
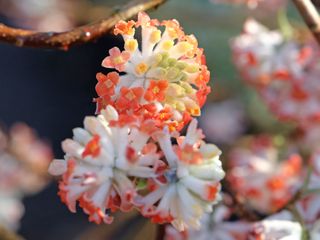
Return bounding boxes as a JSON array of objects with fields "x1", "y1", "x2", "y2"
[
  {"x1": 156, "y1": 224, "x2": 166, "y2": 240},
  {"x1": 292, "y1": 0, "x2": 320, "y2": 45},
  {"x1": 0, "y1": 0, "x2": 167, "y2": 50},
  {"x1": 0, "y1": 225, "x2": 24, "y2": 240}
]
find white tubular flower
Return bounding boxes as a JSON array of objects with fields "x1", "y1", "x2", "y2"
[
  {"x1": 164, "y1": 205, "x2": 252, "y2": 240},
  {"x1": 249, "y1": 220, "x2": 302, "y2": 240},
  {"x1": 296, "y1": 150, "x2": 320, "y2": 227},
  {"x1": 135, "y1": 119, "x2": 225, "y2": 231},
  {"x1": 48, "y1": 105, "x2": 160, "y2": 224},
  {"x1": 95, "y1": 12, "x2": 211, "y2": 131},
  {"x1": 164, "y1": 207, "x2": 303, "y2": 240}
]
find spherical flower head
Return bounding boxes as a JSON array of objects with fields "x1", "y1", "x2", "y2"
[
  {"x1": 227, "y1": 135, "x2": 303, "y2": 213},
  {"x1": 48, "y1": 105, "x2": 161, "y2": 224},
  {"x1": 232, "y1": 19, "x2": 320, "y2": 125},
  {"x1": 135, "y1": 119, "x2": 225, "y2": 231},
  {"x1": 95, "y1": 12, "x2": 211, "y2": 132},
  {"x1": 260, "y1": 62, "x2": 320, "y2": 124},
  {"x1": 231, "y1": 19, "x2": 315, "y2": 88},
  {"x1": 0, "y1": 123, "x2": 52, "y2": 196}
]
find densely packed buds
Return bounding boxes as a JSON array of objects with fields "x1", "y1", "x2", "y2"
[
  {"x1": 49, "y1": 106, "x2": 225, "y2": 230},
  {"x1": 164, "y1": 204, "x2": 251, "y2": 240},
  {"x1": 95, "y1": 12, "x2": 211, "y2": 131},
  {"x1": 227, "y1": 135, "x2": 303, "y2": 213},
  {"x1": 49, "y1": 106, "x2": 160, "y2": 224},
  {"x1": 50, "y1": 12, "x2": 224, "y2": 232},
  {"x1": 0, "y1": 124, "x2": 52, "y2": 229},
  {"x1": 136, "y1": 119, "x2": 224, "y2": 231}
]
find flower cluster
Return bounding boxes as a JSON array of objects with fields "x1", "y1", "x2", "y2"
[
  {"x1": 49, "y1": 12, "x2": 224, "y2": 232},
  {"x1": 227, "y1": 135, "x2": 303, "y2": 213},
  {"x1": 211, "y1": 0, "x2": 287, "y2": 10},
  {"x1": 0, "y1": 124, "x2": 52, "y2": 229},
  {"x1": 163, "y1": 204, "x2": 303, "y2": 240},
  {"x1": 232, "y1": 19, "x2": 316, "y2": 89},
  {"x1": 49, "y1": 106, "x2": 224, "y2": 230},
  {"x1": 232, "y1": 19, "x2": 320, "y2": 150},
  {"x1": 95, "y1": 12, "x2": 211, "y2": 132}
]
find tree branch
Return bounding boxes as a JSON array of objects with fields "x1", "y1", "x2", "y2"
[
  {"x1": 0, "y1": 0, "x2": 167, "y2": 50},
  {"x1": 292, "y1": 0, "x2": 320, "y2": 45},
  {"x1": 0, "y1": 225, "x2": 24, "y2": 240}
]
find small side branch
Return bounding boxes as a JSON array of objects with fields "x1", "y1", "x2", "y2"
[
  {"x1": 292, "y1": 0, "x2": 320, "y2": 45},
  {"x1": 0, "y1": 225, "x2": 24, "y2": 240},
  {"x1": 0, "y1": 0, "x2": 167, "y2": 50}
]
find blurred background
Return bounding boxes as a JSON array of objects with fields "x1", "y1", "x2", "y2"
[{"x1": 0, "y1": 0, "x2": 305, "y2": 239}]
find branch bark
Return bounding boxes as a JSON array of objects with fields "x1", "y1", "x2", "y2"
[
  {"x1": 0, "y1": 225, "x2": 24, "y2": 240},
  {"x1": 292, "y1": 0, "x2": 320, "y2": 45},
  {"x1": 0, "y1": 0, "x2": 167, "y2": 50}
]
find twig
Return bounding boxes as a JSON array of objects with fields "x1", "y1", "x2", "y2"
[
  {"x1": 156, "y1": 224, "x2": 166, "y2": 240},
  {"x1": 0, "y1": 225, "x2": 24, "y2": 240},
  {"x1": 0, "y1": 0, "x2": 167, "y2": 50},
  {"x1": 292, "y1": 0, "x2": 320, "y2": 45}
]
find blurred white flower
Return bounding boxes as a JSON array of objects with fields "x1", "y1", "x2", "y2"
[
  {"x1": 228, "y1": 135, "x2": 303, "y2": 213},
  {"x1": 249, "y1": 219, "x2": 302, "y2": 240},
  {"x1": 0, "y1": 0, "x2": 76, "y2": 31},
  {"x1": 296, "y1": 150, "x2": 320, "y2": 227},
  {"x1": 232, "y1": 19, "x2": 315, "y2": 88},
  {"x1": 165, "y1": 205, "x2": 251, "y2": 240},
  {"x1": 0, "y1": 123, "x2": 52, "y2": 230},
  {"x1": 0, "y1": 195, "x2": 24, "y2": 230}
]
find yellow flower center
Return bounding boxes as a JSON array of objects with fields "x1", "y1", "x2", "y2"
[
  {"x1": 104, "y1": 80, "x2": 113, "y2": 88},
  {"x1": 125, "y1": 39, "x2": 138, "y2": 52},
  {"x1": 113, "y1": 56, "x2": 123, "y2": 64},
  {"x1": 135, "y1": 62, "x2": 148, "y2": 75},
  {"x1": 153, "y1": 86, "x2": 160, "y2": 94},
  {"x1": 125, "y1": 91, "x2": 135, "y2": 101},
  {"x1": 168, "y1": 28, "x2": 178, "y2": 39},
  {"x1": 150, "y1": 30, "x2": 161, "y2": 43},
  {"x1": 162, "y1": 40, "x2": 174, "y2": 51}
]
